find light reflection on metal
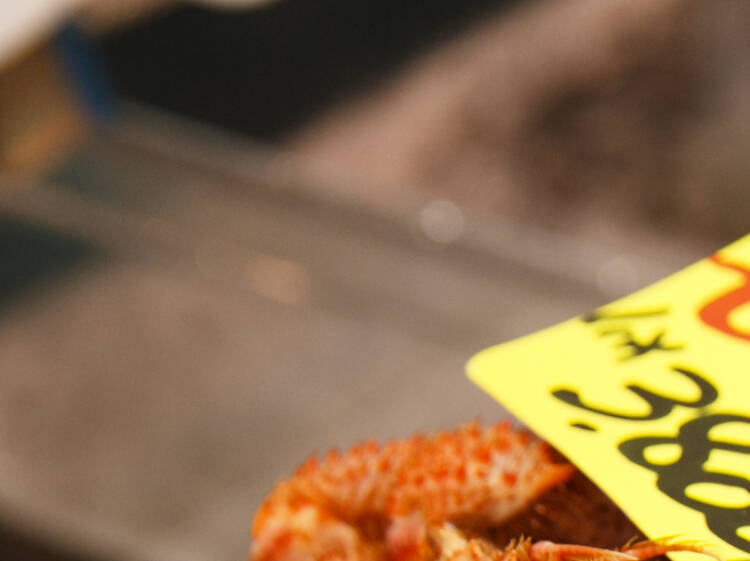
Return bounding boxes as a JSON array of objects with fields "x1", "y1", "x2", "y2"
[
  {"x1": 244, "y1": 254, "x2": 312, "y2": 306},
  {"x1": 194, "y1": 238, "x2": 311, "y2": 306},
  {"x1": 418, "y1": 199, "x2": 465, "y2": 245}
]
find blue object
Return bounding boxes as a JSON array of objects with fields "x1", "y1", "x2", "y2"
[{"x1": 53, "y1": 22, "x2": 116, "y2": 122}]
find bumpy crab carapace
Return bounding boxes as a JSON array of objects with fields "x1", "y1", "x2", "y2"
[{"x1": 250, "y1": 421, "x2": 714, "y2": 561}]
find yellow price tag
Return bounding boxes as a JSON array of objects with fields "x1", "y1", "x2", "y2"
[{"x1": 468, "y1": 234, "x2": 750, "y2": 560}]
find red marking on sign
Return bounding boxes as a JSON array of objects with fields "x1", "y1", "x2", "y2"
[{"x1": 698, "y1": 254, "x2": 750, "y2": 342}]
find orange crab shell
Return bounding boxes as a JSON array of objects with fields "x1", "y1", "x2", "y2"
[{"x1": 251, "y1": 421, "x2": 575, "y2": 561}]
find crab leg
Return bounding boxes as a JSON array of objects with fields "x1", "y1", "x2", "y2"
[{"x1": 434, "y1": 526, "x2": 718, "y2": 561}]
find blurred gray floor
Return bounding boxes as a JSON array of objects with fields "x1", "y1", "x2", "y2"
[{"x1": 0, "y1": 110, "x2": 715, "y2": 561}]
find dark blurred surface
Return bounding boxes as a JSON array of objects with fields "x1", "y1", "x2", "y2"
[
  {"x1": 0, "y1": 522, "x2": 99, "y2": 561},
  {"x1": 99, "y1": 0, "x2": 519, "y2": 139},
  {"x1": 282, "y1": 0, "x2": 750, "y2": 243},
  {"x1": 0, "y1": 216, "x2": 100, "y2": 313}
]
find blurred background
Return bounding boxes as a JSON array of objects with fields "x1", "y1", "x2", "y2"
[{"x1": 0, "y1": 0, "x2": 748, "y2": 560}]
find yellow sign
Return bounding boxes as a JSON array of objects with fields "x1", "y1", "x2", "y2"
[{"x1": 468, "y1": 234, "x2": 750, "y2": 560}]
